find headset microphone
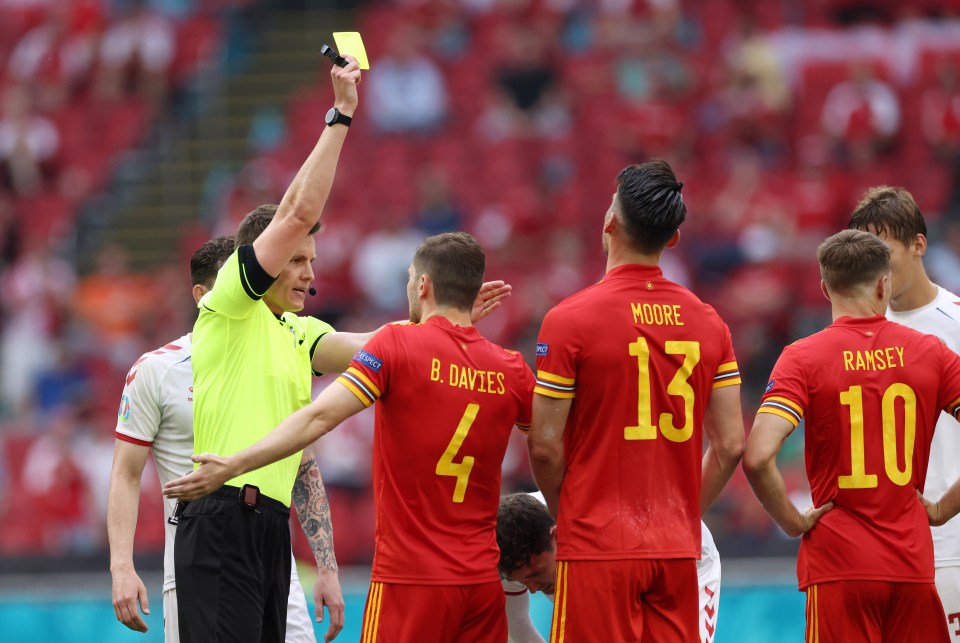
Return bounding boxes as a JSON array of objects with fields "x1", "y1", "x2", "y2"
[{"x1": 308, "y1": 287, "x2": 317, "y2": 296}]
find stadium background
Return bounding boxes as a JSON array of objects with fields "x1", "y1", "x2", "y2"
[{"x1": 2, "y1": 0, "x2": 960, "y2": 640}]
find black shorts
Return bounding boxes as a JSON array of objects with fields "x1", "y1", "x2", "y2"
[{"x1": 174, "y1": 485, "x2": 292, "y2": 643}]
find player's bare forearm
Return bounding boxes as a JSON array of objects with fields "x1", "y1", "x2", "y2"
[
  {"x1": 313, "y1": 330, "x2": 378, "y2": 375},
  {"x1": 529, "y1": 395, "x2": 572, "y2": 517},
  {"x1": 924, "y1": 477, "x2": 960, "y2": 526},
  {"x1": 700, "y1": 385, "x2": 745, "y2": 513},
  {"x1": 292, "y1": 451, "x2": 338, "y2": 571}
]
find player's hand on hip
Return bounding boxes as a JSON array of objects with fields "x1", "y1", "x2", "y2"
[
  {"x1": 111, "y1": 566, "x2": 150, "y2": 632},
  {"x1": 795, "y1": 501, "x2": 834, "y2": 535},
  {"x1": 162, "y1": 453, "x2": 232, "y2": 500},
  {"x1": 471, "y1": 280, "x2": 513, "y2": 323},
  {"x1": 331, "y1": 56, "x2": 361, "y2": 115},
  {"x1": 918, "y1": 489, "x2": 946, "y2": 526},
  {"x1": 313, "y1": 568, "x2": 345, "y2": 642}
]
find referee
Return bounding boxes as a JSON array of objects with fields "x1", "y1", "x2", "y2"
[{"x1": 173, "y1": 57, "x2": 361, "y2": 643}]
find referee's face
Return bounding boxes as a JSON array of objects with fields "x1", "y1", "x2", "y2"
[{"x1": 263, "y1": 236, "x2": 317, "y2": 314}]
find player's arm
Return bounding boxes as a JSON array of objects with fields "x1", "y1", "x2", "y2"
[
  {"x1": 163, "y1": 382, "x2": 366, "y2": 500},
  {"x1": 252, "y1": 59, "x2": 360, "y2": 276},
  {"x1": 310, "y1": 280, "x2": 513, "y2": 374},
  {"x1": 107, "y1": 439, "x2": 152, "y2": 632},
  {"x1": 743, "y1": 413, "x2": 833, "y2": 537},
  {"x1": 505, "y1": 590, "x2": 546, "y2": 643},
  {"x1": 528, "y1": 394, "x2": 572, "y2": 518},
  {"x1": 292, "y1": 450, "x2": 344, "y2": 642},
  {"x1": 700, "y1": 384, "x2": 745, "y2": 513},
  {"x1": 920, "y1": 358, "x2": 960, "y2": 526}
]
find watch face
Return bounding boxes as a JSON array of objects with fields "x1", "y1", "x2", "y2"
[{"x1": 325, "y1": 107, "x2": 337, "y2": 125}]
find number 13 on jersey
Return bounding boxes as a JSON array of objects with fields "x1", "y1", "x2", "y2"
[{"x1": 625, "y1": 339, "x2": 700, "y2": 442}]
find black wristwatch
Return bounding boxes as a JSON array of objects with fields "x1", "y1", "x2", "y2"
[{"x1": 325, "y1": 107, "x2": 352, "y2": 128}]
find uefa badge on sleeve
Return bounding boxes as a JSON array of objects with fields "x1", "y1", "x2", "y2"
[{"x1": 536, "y1": 343, "x2": 549, "y2": 357}]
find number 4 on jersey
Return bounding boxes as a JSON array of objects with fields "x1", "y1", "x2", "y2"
[{"x1": 436, "y1": 403, "x2": 479, "y2": 503}]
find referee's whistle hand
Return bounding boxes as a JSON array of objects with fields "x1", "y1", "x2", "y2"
[{"x1": 162, "y1": 453, "x2": 231, "y2": 500}]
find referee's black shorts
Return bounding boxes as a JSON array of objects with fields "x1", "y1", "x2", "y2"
[{"x1": 174, "y1": 485, "x2": 292, "y2": 643}]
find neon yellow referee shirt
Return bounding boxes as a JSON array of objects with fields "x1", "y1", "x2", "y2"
[{"x1": 191, "y1": 247, "x2": 333, "y2": 506}]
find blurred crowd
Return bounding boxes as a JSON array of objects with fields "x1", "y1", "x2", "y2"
[{"x1": 4, "y1": 0, "x2": 960, "y2": 564}]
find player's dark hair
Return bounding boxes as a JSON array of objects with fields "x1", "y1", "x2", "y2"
[
  {"x1": 848, "y1": 186, "x2": 926, "y2": 247},
  {"x1": 412, "y1": 232, "x2": 485, "y2": 311},
  {"x1": 497, "y1": 493, "x2": 555, "y2": 576},
  {"x1": 615, "y1": 158, "x2": 686, "y2": 254},
  {"x1": 190, "y1": 235, "x2": 235, "y2": 289},
  {"x1": 817, "y1": 229, "x2": 891, "y2": 296},
  {"x1": 235, "y1": 204, "x2": 323, "y2": 247}
]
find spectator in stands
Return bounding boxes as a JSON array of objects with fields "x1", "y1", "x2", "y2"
[
  {"x1": 413, "y1": 165, "x2": 462, "y2": 236},
  {"x1": 921, "y1": 59, "x2": 960, "y2": 161},
  {"x1": 96, "y1": 2, "x2": 175, "y2": 106},
  {"x1": 367, "y1": 26, "x2": 448, "y2": 134},
  {"x1": 350, "y1": 215, "x2": 422, "y2": 313},
  {"x1": 0, "y1": 85, "x2": 60, "y2": 197},
  {"x1": 821, "y1": 61, "x2": 901, "y2": 165}
]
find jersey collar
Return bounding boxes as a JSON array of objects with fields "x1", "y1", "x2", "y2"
[
  {"x1": 603, "y1": 263, "x2": 664, "y2": 282},
  {"x1": 832, "y1": 314, "x2": 887, "y2": 327}
]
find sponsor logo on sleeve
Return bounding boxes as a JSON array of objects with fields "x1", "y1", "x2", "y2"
[
  {"x1": 118, "y1": 395, "x2": 132, "y2": 423},
  {"x1": 536, "y1": 343, "x2": 549, "y2": 357},
  {"x1": 354, "y1": 350, "x2": 383, "y2": 372},
  {"x1": 764, "y1": 379, "x2": 775, "y2": 393}
]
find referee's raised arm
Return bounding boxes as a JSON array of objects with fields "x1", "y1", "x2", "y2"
[{"x1": 253, "y1": 56, "x2": 361, "y2": 276}]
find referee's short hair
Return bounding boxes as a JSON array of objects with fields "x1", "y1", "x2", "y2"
[
  {"x1": 615, "y1": 158, "x2": 686, "y2": 254},
  {"x1": 413, "y1": 232, "x2": 485, "y2": 312},
  {"x1": 818, "y1": 229, "x2": 891, "y2": 296},
  {"x1": 190, "y1": 235, "x2": 235, "y2": 289},
  {"x1": 236, "y1": 204, "x2": 323, "y2": 247}
]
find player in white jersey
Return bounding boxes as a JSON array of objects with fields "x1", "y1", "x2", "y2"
[
  {"x1": 106, "y1": 236, "x2": 319, "y2": 643},
  {"x1": 850, "y1": 186, "x2": 960, "y2": 639},
  {"x1": 497, "y1": 492, "x2": 722, "y2": 643}
]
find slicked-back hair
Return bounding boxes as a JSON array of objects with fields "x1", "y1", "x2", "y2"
[
  {"x1": 412, "y1": 232, "x2": 485, "y2": 311},
  {"x1": 848, "y1": 186, "x2": 927, "y2": 247},
  {"x1": 235, "y1": 204, "x2": 323, "y2": 247},
  {"x1": 818, "y1": 229, "x2": 891, "y2": 296},
  {"x1": 497, "y1": 493, "x2": 555, "y2": 576},
  {"x1": 615, "y1": 158, "x2": 686, "y2": 254},
  {"x1": 190, "y1": 235, "x2": 235, "y2": 289}
]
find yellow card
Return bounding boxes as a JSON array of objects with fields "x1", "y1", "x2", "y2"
[{"x1": 333, "y1": 32, "x2": 370, "y2": 70}]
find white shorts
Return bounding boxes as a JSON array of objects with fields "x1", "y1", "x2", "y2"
[
  {"x1": 697, "y1": 531, "x2": 722, "y2": 643},
  {"x1": 166, "y1": 553, "x2": 317, "y2": 643},
  {"x1": 936, "y1": 566, "x2": 960, "y2": 641}
]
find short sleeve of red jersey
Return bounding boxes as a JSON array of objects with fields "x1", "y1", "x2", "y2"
[
  {"x1": 533, "y1": 307, "x2": 579, "y2": 399},
  {"x1": 757, "y1": 344, "x2": 808, "y2": 429},
  {"x1": 713, "y1": 322, "x2": 742, "y2": 390},
  {"x1": 335, "y1": 326, "x2": 394, "y2": 407},
  {"x1": 514, "y1": 360, "x2": 536, "y2": 429},
  {"x1": 937, "y1": 340, "x2": 960, "y2": 422}
]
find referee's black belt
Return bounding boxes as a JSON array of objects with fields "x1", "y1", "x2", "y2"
[{"x1": 208, "y1": 485, "x2": 289, "y2": 515}]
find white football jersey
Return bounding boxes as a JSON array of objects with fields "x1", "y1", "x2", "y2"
[
  {"x1": 888, "y1": 286, "x2": 960, "y2": 567},
  {"x1": 115, "y1": 335, "x2": 194, "y2": 592}
]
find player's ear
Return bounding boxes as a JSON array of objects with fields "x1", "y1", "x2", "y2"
[
  {"x1": 192, "y1": 284, "x2": 207, "y2": 305},
  {"x1": 665, "y1": 230, "x2": 681, "y2": 249},
  {"x1": 549, "y1": 524, "x2": 557, "y2": 544},
  {"x1": 820, "y1": 280, "x2": 831, "y2": 303},
  {"x1": 419, "y1": 274, "x2": 431, "y2": 300},
  {"x1": 913, "y1": 233, "x2": 928, "y2": 258},
  {"x1": 878, "y1": 273, "x2": 891, "y2": 301}
]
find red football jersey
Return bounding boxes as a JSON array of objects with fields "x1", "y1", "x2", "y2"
[
  {"x1": 535, "y1": 264, "x2": 740, "y2": 560},
  {"x1": 336, "y1": 317, "x2": 535, "y2": 584},
  {"x1": 758, "y1": 315, "x2": 960, "y2": 589}
]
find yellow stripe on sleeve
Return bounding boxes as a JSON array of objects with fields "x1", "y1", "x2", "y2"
[
  {"x1": 346, "y1": 367, "x2": 382, "y2": 398},
  {"x1": 337, "y1": 377, "x2": 375, "y2": 407},
  {"x1": 712, "y1": 377, "x2": 742, "y2": 389},
  {"x1": 716, "y1": 361, "x2": 739, "y2": 374},
  {"x1": 536, "y1": 370, "x2": 575, "y2": 385},
  {"x1": 757, "y1": 406, "x2": 800, "y2": 427},
  {"x1": 765, "y1": 396, "x2": 802, "y2": 414},
  {"x1": 534, "y1": 386, "x2": 576, "y2": 399}
]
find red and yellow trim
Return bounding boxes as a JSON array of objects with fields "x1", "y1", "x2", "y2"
[
  {"x1": 806, "y1": 585, "x2": 820, "y2": 643},
  {"x1": 712, "y1": 361, "x2": 742, "y2": 389},
  {"x1": 550, "y1": 561, "x2": 570, "y2": 643},
  {"x1": 535, "y1": 370, "x2": 576, "y2": 399},
  {"x1": 758, "y1": 396, "x2": 804, "y2": 427},
  {"x1": 337, "y1": 367, "x2": 381, "y2": 407}
]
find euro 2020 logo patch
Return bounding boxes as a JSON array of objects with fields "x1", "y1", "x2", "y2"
[{"x1": 118, "y1": 395, "x2": 132, "y2": 423}]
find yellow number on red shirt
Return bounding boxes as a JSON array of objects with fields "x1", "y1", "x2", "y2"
[
  {"x1": 625, "y1": 339, "x2": 701, "y2": 443},
  {"x1": 838, "y1": 383, "x2": 916, "y2": 489},
  {"x1": 436, "y1": 403, "x2": 478, "y2": 503}
]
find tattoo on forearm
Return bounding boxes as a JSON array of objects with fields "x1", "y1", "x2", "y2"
[{"x1": 292, "y1": 455, "x2": 338, "y2": 572}]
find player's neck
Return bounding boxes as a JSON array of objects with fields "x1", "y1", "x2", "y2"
[
  {"x1": 420, "y1": 307, "x2": 473, "y2": 328},
  {"x1": 605, "y1": 246, "x2": 661, "y2": 272},
  {"x1": 831, "y1": 298, "x2": 886, "y2": 321},
  {"x1": 889, "y1": 273, "x2": 938, "y2": 313}
]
